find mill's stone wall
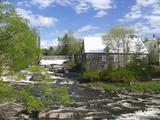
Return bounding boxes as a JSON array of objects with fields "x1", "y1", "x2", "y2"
[{"x1": 81, "y1": 53, "x2": 148, "y2": 71}]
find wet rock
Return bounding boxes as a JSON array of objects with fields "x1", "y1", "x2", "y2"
[
  {"x1": 17, "y1": 114, "x2": 30, "y2": 120},
  {"x1": 30, "y1": 73, "x2": 43, "y2": 81},
  {"x1": 38, "y1": 111, "x2": 74, "y2": 119},
  {"x1": 38, "y1": 110, "x2": 86, "y2": 120},
  {"x1": 0, "y1": 102, "x2": 23, "y2": 120},
  {"x1": 59, "y1": 112, "x2": 74, "y2": 119}
]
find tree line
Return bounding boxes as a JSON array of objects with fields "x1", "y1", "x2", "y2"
[
  {"x1": 0, "y1": 2, "x2": 41, "y2": 74},
  {"x1": 42, "y1": 31, "x2": 82, "y2": 56}
]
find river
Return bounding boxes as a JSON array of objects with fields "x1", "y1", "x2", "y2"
[{"x1": 37, "y1": 71, "x2": 160, "y2": 120}]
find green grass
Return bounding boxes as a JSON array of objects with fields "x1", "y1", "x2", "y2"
[
  {"x1": 128, "y1": 81, "x2": 160, "y2": 92},
  {"x1": 90, "y1": 81, "x2": 160, "y2": 92},
  {"x1": 90, "y1": 82, "x2": 125, "y2": 91}
]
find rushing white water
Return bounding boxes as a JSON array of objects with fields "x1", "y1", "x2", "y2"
[{"x1": 117, "y1": 107, "x2": 160, "y2": 120}]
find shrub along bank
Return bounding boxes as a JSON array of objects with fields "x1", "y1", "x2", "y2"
[
  {"x1": 89, "y1": 81, "x2": 160, "y2": 92},
  {"x1": 82, "y1": 65, "x2": 160, "y2": 92},
  {"x1": 82, "y1": 64, "x2": 159, "y2": 83}
]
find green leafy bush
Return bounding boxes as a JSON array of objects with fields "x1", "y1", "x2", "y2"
[
  {"x1": 18, "y1": 89, "x2": 44, "y2": 111},
  {"x1": 0, "y1": 81, "x2": 15, "y2": 102},
  {"x1": 101, "y1": 69, "x2": 137, "y2": 83},
  {"x1": 28, "y1": 66, "x2": 44, "y2": 73},
  {"x1": 0, "y1": 80, "x2": 72, "y2": 112},
  {"x1": 127, "y1": 64, "x2": 151, "y2": 81},
  {"x1": 15, "y1": 72, "x2": 26, "y2": 81},
  {"x1": 82, "y1": 71, "x2": 100, "y2": 82},
  {"x1": 64, "y1": 61, "x2": 76, "y2": 69},
  {"x1": 149, "y1": 65, "x2": 160, "y2": 77}
]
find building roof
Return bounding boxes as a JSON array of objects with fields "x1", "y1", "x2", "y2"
[
  {"x1": 83, "y1": 37, "x2": 106, "y2": 53},
  {"x1": 83, "y1": 36, "x2": 148, "y2": 54}
]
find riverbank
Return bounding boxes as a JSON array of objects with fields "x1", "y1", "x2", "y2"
[{"x1": 85, "y1": 81, "x2": 160, "y2": 94}]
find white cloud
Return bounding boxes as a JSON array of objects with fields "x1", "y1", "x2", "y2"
[
  {"x1": 19, "y1": 0, "x2": 114, "y2": 17},
  {"x1": 119, "y1": 0, "x2": 160, "y2": 36},
  {"x1": 75, "y1": 1, "x2": 89, "y2": 14},
  {"x1": 31, "y1": 0, "x2": 72, "y2": 8},
  {"x1": 17, "y1": 1, "x2": 31, "y2": 8},
  {"x1": 41, "y1": 39, "x2": 58, "y2": 48},
  {"x1": 136, "y1": 0, "x2": 158, "y2": 7},
  {"x1": 31, "y1": 0, "x2": 54, "y2": 8},
  {"x1": 78, "y1": 25, "x2": 98, "y2": 33},
  {"x1": 94, "y1": 10, "x2": 107, "y2": 18},
  {"x1": 16, "y1": 8, "x2": 58, "y2": 27},
  {"x1": 85, "y1": 0, "x2": 113, "y2": 10},
  {"x1": 144, "y1": 15, "x2": 160, "y2": 26},
  {"x1": 75, "y1": 0, "x2": 113, "y2": 17},
  {"x1": 152, "y1": 4, "x2": 160, "y2": 14},
  {"x1": 124, "y1": 10, "x2": 142, "y2": 21}
]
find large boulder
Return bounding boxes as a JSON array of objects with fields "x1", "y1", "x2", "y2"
[{"x1": 0, "y1": 102, "x2": 24, "y2": 120}]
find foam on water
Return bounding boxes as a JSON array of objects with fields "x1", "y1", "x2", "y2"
[{"x1": 117, "y1": 107, "x2": 160, "y2": 120}]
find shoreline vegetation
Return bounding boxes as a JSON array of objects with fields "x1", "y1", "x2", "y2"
[
  {"x1": 85, "y1": 81, "x2": 160, "y2": 94},
  {"x1": 81, "y1": 64, "x2": 160, "y2": 94}
]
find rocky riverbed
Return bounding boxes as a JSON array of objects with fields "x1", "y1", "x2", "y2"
[
  {"x1": 1, "y1": 71, "x2": 160, "y2": 120},
  {"x1": 37, "y1": 82, "x2": 160, "y2": 120}
]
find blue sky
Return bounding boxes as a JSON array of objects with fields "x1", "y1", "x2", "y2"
[{"x1": 10, "y1": 0, "x2": 160, "y2": 48}]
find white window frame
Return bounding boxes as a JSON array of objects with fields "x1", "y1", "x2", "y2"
[
  {"x1": 102, "y1": 55, "x2": 106, "y2": 62},
  {"x1": 114, "y1": 55, "x2": 118, "y2": 62}
]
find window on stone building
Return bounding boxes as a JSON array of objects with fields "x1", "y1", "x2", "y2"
[
  {"x1": 102, "y1": 55, "x2": 106, "y2": 62},
  {"x1": 114, "y1": 55, "x2": 118, "y2": 61},
  {"x1": 154, "y1": 44, "x2": 156, "y2": 48}
]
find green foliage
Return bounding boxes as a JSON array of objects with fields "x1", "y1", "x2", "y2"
[
  {"x1": 18, "y1": 89, "x2": 44, "y2": 112},
  {"x1": 90, "y1": 81, "x2": 160, "y2": 92},
  {"x1": 18, "y1": 84, "x2": 72, "y2": 112},
  {"x1": 42, "y1": 47, "x2": 55, "y2": 56},
  {"x1": 149, "y1": 65, "x2": 160, "y2": 77},
  {"x1": 82, "y1": 64, "x2": 153, "y2": 83},
  {"x1": 0, "y1": 2, "x2": 72, "y2": 113},
  {"x1": 143, "y1": 37, "x2": 149, "y2": 43},
  {"x1": 64, "y1": 60, "x2": 76, "y2": 69},
  {"x1": 42, "y1": 31, "x2": 81, "y2": 56},
  {"x1": 90, "y1": 82, "x2": 124, "y2": 91},
  {"x1": 49, "y1": 86, "x2": 73, "y2": 105},
  {"x1": 82, "y1": 71, "x2": 100, "y2": 82},
  {"x1": 57, "y1": 31, "x2": 81, "y2": 56},
  {"x1": 148, "y1": 50, "x2": 159, "y2": 65},
  {"x1": 102, "y1": 69, "x2": 137, "y2": 83},
  {"x1": 101, "y1": 64, "x2": 152, "y2": 82},
  {"x1": 14, "y1": 72, "x2": 26, "y2": 81},
  {"x1": 103, "y1": 26, "x2": 135, "y2": 68},
  {"x1": 28, "y1": 66, "x2": 52, "y2": 82},
  {"x1": 28, "y1": 66, "x2": 44, "y2": 73},
  {"x1": 127, "y1": 81, "x2": 160, "y2": 92},
  {"x1": 0, "y1": 2, "x2": 41, "y2": 73},
  {"x1": 0, "y1": 80, "x2": 72, "y2": 112},
  {"x1": 0, "y1": 81, "x2": 15, "y2": 102},
  {"x1": 127, "y1": 64, "x2": 151, "y2": 81}
]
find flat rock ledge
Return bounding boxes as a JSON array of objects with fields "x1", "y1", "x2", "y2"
[
  {"x1": 38, "y1": 110, "x2": 86, "y2": 120},
  {"x1": 0, "y1": 102, "x2": 28, "y2": 120}
]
